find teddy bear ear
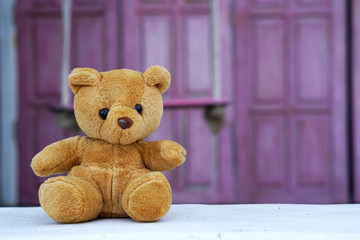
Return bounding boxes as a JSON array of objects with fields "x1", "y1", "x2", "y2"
[
  {"x1": 68, "y1": 68, "x2": 101, "y2": 94},
  {"x1": 143, "y1": 65, "x2": 171, "y2": 94}
]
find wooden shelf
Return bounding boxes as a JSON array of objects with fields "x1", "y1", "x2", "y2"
[
  {"x1": 50, "y1": 99, "x2": 230, "y2": 112},
  {"x1": 164, "y1": 98, "x2": 229, "y2": 109}
]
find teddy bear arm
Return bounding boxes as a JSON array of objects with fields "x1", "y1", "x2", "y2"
[
  {"x1": 31, "y1": 136, "x2": 85, "y2": 177},
  {"x1": 139, "y1": 140, "x2": 186, "y2": 171}
]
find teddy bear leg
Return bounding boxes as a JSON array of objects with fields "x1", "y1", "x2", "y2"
[
  {"x1": 39, "y1": 176, "x2": 103, "y2": 223},
  {"x1": 122, "y1": 172, "x2": 172, "y2": 222}
]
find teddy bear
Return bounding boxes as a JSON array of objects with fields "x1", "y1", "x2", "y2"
[{"x1": 31, "y1": 66, "x2": 186, "y2": 223}]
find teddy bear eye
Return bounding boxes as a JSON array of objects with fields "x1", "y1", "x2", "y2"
[
  {"x1": 99, "y1": 108, "x2": 109, "y2": 120},
  {"x1": 135, "y1": 104, "x2": 142, "y2": 114}
]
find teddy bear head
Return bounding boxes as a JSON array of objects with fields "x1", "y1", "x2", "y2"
[{"x1": 68, "y1": 65, "x2": 170, "y2": 145}]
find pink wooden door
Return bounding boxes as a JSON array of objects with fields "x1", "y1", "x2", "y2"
[
  {"x1": 122, "y1": 0, "x2": 235, "y2": 203},
  {"x1": 17, "y1": 0, "x2": 118, "y2": 205},
  {"x1": 235, "y1": 0, "x2": 347, "y2": 203}
]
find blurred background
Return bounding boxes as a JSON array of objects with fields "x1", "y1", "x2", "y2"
[{"x1": 1, "y1": 0, "x2": 360, "y2": 206}]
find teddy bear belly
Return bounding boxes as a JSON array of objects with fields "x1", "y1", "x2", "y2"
[{"x1": 68, "y1": 165, "x2": 150, "y2": 217}]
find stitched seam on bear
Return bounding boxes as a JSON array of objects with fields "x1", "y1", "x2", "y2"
[
  {"x1": 89, "y1": 171, "x2": 102, "y2": 195},
  {"x1": 74, "y1": 136, "x2": 82, "y2": 165},
  {"x1": 95, "y1": 84, "x2": 108, "y2": 139},
  {"x1": 110, "y1": 145, "x2": 114, "y2": 213},
  {"x1": 135, "y1": 141, "x2": 145, "y2": 166},
  {"x1": 79, "y1": 137, "x2": 91, "y2": 165},
  {"x1": 117, "y1": 130, "x2": 123, "y2": 144}
]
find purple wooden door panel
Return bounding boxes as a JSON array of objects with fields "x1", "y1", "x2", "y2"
[
  {"x1": 354, "y1": 0, "x2": 360, "y2": 203},
  {"x1": 123, "y1": 0, "x2": 235, "y2": 203},
  {"x1": 71, "y1": 0, "x2": 118, "y2": 71},
  {"x1": 17, "y1": 0, "x2": 118, "y2": 205},
  {"x1": 235, "y1": 0, "x2": 347, "y2": 203}
]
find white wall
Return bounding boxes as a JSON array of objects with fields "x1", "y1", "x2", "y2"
[{"x1": 0, "y1": 0, "x2": 18, "y2": 206}]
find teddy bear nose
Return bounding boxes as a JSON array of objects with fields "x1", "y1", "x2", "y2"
[{"x1": 118, "y1": 117, "x2": 133, "y2": 129}]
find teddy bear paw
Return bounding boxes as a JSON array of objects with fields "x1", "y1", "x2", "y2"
[
  {"x1": 122, "y1": 172, "x2": 172, "y2": 222},
  {"x1": 39, "y1": 176, "x2": 102, "y2": 223},
  {"x1": 160, "y1": 141, "x2": 187, "y2": 167}
]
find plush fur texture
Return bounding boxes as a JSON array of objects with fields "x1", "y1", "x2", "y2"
[{"x1": 31, "y1": 66, "x2": 186, "y2": 223}]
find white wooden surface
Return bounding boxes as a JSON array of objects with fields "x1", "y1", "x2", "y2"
[{"x1": 1, "y1": 204, "x2": 359, "y2": 240}]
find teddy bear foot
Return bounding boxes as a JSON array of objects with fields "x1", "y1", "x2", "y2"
[
  {"x1": 122, "y1": 172, "x2": 172, "y2": 222},
  {"x1": 39, "y1": 176, "x2": 103, "y2": 223}
]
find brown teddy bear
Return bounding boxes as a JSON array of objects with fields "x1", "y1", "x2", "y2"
[{"x1": 31, "y1": 66, "x2": 186, "y2": 223}]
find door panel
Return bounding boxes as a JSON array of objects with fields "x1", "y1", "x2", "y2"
[
  {"x1": 140, "y1": 15, "x2": 172, "y2": 69},
  {"x1": 251, "y1": 18, "x2": 285, "y2": 104},
  {"x1": 294, "y1": 116, "x2": 330, "y2": 188},
  {"x1": 235, "y1": 0, "x2": 347, "y2": 203},
  {"x1": 251, "y1": 117, "x2": 286, "y2": 189},
  {"x1": 294, "y1": 18, "x2": 330, "y2": 104},
  {"x1": 183, "y1": 14, "x2": 212, "y2": 96}
]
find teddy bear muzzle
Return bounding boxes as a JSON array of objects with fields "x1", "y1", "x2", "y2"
[{"x1": 118, "y1": 117, "x2": 133, "y2": 129}]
